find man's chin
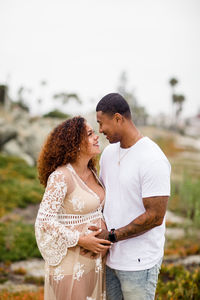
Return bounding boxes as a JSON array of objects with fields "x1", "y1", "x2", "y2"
[{"x1": 107, "y1": 137, "x2": 119, "y2": 144}]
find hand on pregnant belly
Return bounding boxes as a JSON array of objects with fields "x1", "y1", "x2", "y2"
[{"x1": 78, "y1": 220, "x2": 111, "y2": 255}]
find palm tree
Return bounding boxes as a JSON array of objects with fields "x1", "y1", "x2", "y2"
[
  {"x1": 169, "y1": 77, "x2": 186, "y2": 130},
  {"x1": 53, "y1": 92, "x2": 82, "y2": 105},
  {"x1": 173, "y1": 94, "x2": 185, "y2": 119},
  {"x1": 169, "y1": 78, "x2": 178, "y2": 127},
  {"x1": 16, "y1": 86, "x2": 30, "y2": 112},
  {"x1": 169, "y1": 78, "x2": 178, "y2": 92},
  {"x1": 52, "y1": 92, "x2": 82, "y2": 117}
]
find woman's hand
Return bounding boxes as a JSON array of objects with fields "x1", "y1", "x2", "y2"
[
  {"x1": 78, "y1": 229, "x2": 111, "y2": 254},
  {"x1": 88, "y1": 225, "x2": 109, "y2": 240}
]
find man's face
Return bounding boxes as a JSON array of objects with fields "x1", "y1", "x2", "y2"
[{"x1": 96, "y1": 111, "x2": 121, "y2": 143}]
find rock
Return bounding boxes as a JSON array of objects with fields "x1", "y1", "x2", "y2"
[
  {"x1": 165, "y1": 228, "x2": 185, "y2": 239},
  {"x1": 180, "y1": 255, "x2": 200, "y2": 265},
  {"x1": 164, "y1": 255, "x2": 200, "y2": 266},
  {"x1": 0, "y1": 281, "x2": 39, "y2": 292},
  {"x1": 0, "y1": 204, "x2": 40, "y2": 224},
  {"x1": 0, "y1": 106, "x2": 64, "y2": 165},
  {"x1": 166, "y1": 210, "x2": 191, "y2": 225},
  {"x1": 0, "y1": 125, "x2": 17, "y2": 147},
  {"x1": 3, "y1": 139, "x2": 22, "y2": 154},
  {"x1": 3, "y1": 139, "x2": 35, "y2": 166},
  {"x1": 176, "y1": 135, "x2": 200, "y2": 151},
  {"x1": 11, "y1": 259, "x2": 45, "y2": 278}
]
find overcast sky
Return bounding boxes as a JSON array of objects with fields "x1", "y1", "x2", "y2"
[{"x1": 0, "y1": 0, "x2": 200, "y2": 117}]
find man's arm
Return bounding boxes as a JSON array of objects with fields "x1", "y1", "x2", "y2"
[
  {"x1": 90, "y1": 195, "x2": 169, "y2": 241},
  {"x1": 115, "y1": 195, "x2": 168, "y2": 241}
]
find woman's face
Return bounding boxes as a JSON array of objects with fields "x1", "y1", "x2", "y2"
[{"x1": 82, "y1": 123, "x2": 100, "y2": 156}]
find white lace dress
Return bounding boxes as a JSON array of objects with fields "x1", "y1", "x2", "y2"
[{"x1": 35, "y1": 164, "x2": 106, "y2": 300}]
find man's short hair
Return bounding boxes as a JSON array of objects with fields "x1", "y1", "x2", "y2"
[{"x1": 96, "y1": 93, "x2": 131, "y2": 119}]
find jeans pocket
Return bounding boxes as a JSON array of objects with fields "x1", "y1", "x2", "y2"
[{"x1": 145, "y1": 261, "x2": 162, "y2": 299}]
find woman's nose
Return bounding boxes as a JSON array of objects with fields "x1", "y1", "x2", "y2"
[{"x1": 99, "y1": 127, "x2": 103, "y2": 134}]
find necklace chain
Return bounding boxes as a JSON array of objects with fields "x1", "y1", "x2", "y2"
[{"x1": 118, "y1": 147, "x2": 132, "y2": 165}]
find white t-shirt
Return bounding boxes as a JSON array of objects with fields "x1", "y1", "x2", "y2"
[{"x1": 100, "y1": 137, "x2": 171, "y2": 271}]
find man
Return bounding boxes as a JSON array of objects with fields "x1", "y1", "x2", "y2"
[{"x1": 94, "y1": 93, "x2": 171, "y2": 300}]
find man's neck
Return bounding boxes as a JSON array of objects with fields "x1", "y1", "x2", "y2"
[{"x1": 120, "y1": 124, "x2": 143, "y2": 148}]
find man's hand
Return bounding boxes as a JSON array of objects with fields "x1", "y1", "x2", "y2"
[{"x1": 88, "y1": 226, "x2": 109, "y2": 241}]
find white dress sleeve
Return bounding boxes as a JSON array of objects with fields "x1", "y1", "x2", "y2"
[{"x1": 35, "y1": 170, "x2": 80, "y2": 266}]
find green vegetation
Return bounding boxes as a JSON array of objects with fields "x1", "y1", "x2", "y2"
[
  {"x1": 165, "y1": 236, "x2": 200, "y2": 257},
  {"x1": 0, "y1": 221, "x2": 41, "y2": 262},
  {"x1": 156, "y1": 264, "x2": 200, "y2": 299},
  {"x1": 0, "y1": 155, "x2": 43, "y2": 262},
  {"x1": 0, "y1": 265, "x2": 199, "y2": 299},
  {"x1": 0, "y1": 143, "x2": 200, "y2": 298},
  {"x1": 154, "y1": 135, "x2": 200, "y2": 227},
  {"x1": 0, "y1": 154, "x2": 44, "y2": 217},
  {"x1": 169, "y1": 175, "x2": 200, "y2": 227},
  {"x1": 154, "y1": 136, "x2": 184, "y2": 157},
  {"x1": 24, "y1": 275, "x2": 44, "y2": 285},
  {"x1": 0, "y1": 288, "x2": 44, "y2": 299},
  {"x1": 43, "y1": 109, "x2": 70, "y2": 119}
]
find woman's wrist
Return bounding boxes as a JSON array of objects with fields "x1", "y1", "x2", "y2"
[{"x1": 77, "y1": 234, "x2": 85, "y2": 246}]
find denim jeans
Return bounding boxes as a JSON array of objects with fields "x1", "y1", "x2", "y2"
[{"x1": 106, "y1": 258, "x2": 162, "y2": 300}]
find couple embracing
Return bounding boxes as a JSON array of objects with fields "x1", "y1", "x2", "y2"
[{"x1": 35, "y1": 93, "x2": 171, "y2": 300}]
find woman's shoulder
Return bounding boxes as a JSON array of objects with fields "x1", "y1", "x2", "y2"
[{"x1": 49, "y1": 165, "x2": 72, "y2": 183}]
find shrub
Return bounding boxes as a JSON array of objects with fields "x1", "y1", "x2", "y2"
[
  {"x1": 43, "y1": 109, "x2": 70, "y2": 119},
  {"x1": 165, "y1": 237, "x2": 200, "y2": 256},
  {"x1": 0, "y1": 288, "x2": 44, "y2": 300},
  {"x1": 0, "y1": 155, "x2": 44, "y2": 217},
  {"x1": 169, "y1": 175, "x2": 200, "y2": 227},
  {"x1": 0, "y1": 221, "x2": 41, "y2": 262},
  {"x1": 156, "y1": 264, "x2": 200, "y2": 299},
  {"x1": 24, "y1": 276, "x2": 44, "y2": 285}
]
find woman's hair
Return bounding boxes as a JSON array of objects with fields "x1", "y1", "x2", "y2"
[
  {"x1": 37, "y1": 116, "x2": 96, "y2": 186},
  {"x1": 96, "y1": 93, "x2": 131, "y2": 119}
]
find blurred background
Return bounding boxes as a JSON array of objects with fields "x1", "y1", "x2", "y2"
[{"x1": 0, "y1": 0, "x2": 200, "y2": 299}]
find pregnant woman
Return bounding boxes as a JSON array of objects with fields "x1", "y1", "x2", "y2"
[{"x1": 35, "y1": 116, "x2": 111, "y2": 300}]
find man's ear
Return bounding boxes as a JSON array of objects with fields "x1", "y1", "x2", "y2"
[{"x1": 114, "y1": 113, "x2": 123, "y2": 123}]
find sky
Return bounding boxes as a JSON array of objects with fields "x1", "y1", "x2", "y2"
[{"x1": 0, "y1": 0, "x2": 200, "y2": 118}]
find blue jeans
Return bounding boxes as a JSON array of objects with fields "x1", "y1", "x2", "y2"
[{"x1": 106, "y1": 258, "x2": 162, "y2": 300}]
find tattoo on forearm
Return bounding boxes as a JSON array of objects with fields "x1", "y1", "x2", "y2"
[{"x1": 116, "y1": 196, "x2": 168, "y2": 241}]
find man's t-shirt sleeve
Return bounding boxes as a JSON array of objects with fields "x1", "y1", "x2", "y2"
[{"x1": 141, "y1": 159, "x2": 171, "y2": 198}]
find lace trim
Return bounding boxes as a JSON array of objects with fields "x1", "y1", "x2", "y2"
[
  {"x1": 35, "y1": 170, "x2": 80, "y2": 266},
  {"x1": 37, "y1": 206, "x2": 103, "y2": 226},
  {"x1": 66, "y1": 164, "x2": 100, "y2": 201}
]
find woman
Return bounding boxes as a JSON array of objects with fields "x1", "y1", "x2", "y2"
[{"x1": 35, "y1": 116, "x2": 111, "y2": 300}]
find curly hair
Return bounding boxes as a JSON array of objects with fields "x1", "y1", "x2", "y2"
[{"x1": 37, "y1": 116, "x2": 97, "y2": 186}]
